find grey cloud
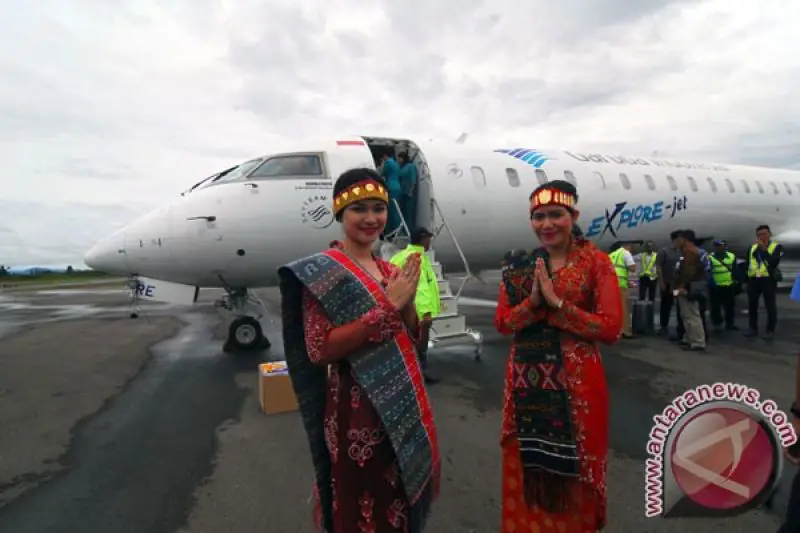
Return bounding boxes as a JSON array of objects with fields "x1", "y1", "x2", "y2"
[
  {"x1": 378, "y1": 0, "x2": 487, "y2": 44},
  {"x1": 32, "y1": 157, "x2": 138, "y2": 181},
  {"x1": 495, "y1": 62, "x2": 682, "y2": 128},
  {"x1": 380, "y1": 53, "x2": 448, "y2": 102},
  {"x1": 563, "y1": 118, "x2": 800, "y2": 171},
  {"x1": 0, "y1": 71, "x2": 119, "y2": 142},
  {"x1": 325, "y1": 0, "x2": 690, "y2": 133},
  {"x1": 716, "y1": 123, "x2": 800, "y2": 169},
  {"x1": 227, "y1": 9, "x2": 331, "y2": 129},
  {"x1": 335, "y1": 32, "x2": 369, "y2": 59},
  {"x1": 0, "y1": 200, "x2": 151, "y2": 265},
  {"x1": 542, "y1": 0, "x2": 697, "y2": 36},
  {"x1": 380, "y1": 0, "x2": 690, "y2": 47},
  {"x1": 543, "y1": 85, "x2": 623, "y2": 114},
  {"x1": 459, "y1": 77, "x2": 486, "y2": 99},
  {"x1": 227, "y1": 6, "x2": 324, "y2": 72}
]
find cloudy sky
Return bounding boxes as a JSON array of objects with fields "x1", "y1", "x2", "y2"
[{"x1": 1, "y1": 0, "x2": 798, "y2": 266}]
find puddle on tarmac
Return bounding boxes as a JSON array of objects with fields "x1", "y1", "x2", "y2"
[
  {"x1": 35, "y1": 289, "x2": 128, "y2": 296},
  {"x1": 0, "y1": 290, "x2": 205, "y2": 340}
]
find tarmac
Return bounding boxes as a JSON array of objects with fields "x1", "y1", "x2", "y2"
[{"x1": 0, "y1": 276, "x2": 797, "y2": 533}]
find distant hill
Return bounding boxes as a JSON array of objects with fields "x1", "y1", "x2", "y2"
[{"x1": 2, "y1": 264, "x2": 91, "y2": 276}]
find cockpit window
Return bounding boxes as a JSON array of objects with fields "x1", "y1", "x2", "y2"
[
  {"x1": 248, "y1": 154, "x2": 323, "y2": 178},
  {"x1": 211, "y1": 159, "x2": 263, "y2": 184},
  {"x1": 187, "y1": 172, "x2": 224, "y2": 193}
]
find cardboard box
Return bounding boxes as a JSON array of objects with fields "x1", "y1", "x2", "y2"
[{"x1": 258, "y1": 361, "x2": 299, "y2": 415}]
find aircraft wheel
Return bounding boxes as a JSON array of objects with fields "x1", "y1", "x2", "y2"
[{"x1": 228, "y1": 316, "x2": 264, "y2": 351}]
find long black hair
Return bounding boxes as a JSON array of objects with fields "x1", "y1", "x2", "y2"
[{"x1": 333, "y1": 167, "x2": 388, "y2": 222}]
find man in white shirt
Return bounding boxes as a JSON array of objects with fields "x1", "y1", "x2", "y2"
[{"x1": 621, "y1": 245, "x2": 635, "y2": 267}]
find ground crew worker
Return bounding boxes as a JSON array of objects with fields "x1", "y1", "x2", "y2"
[
  {"x1": 744, "y1": 224, "x2": 783, "y2": 340},
  {"x1": 708, "y1": 239, "x2": 737, "y2": 330},
  {"x1": 390, "y1": 227, "x2": 441, "y2": 384},
  {"x1": 609, "y1": 242, "x2": 636, "y2": 338},
  {"x1": 657, "y1": 230, "x2": 683, "y2": 336},
  {"x1": 639, "y1": 241, "x2": 658, "y2": 302}
]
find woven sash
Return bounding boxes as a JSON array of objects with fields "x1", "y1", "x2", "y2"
[
  {"x1": 278, "y1": 250, "x2": 439, "y2": 532},
  {"x1": 502, "y1": 249, "x2": 580, "y2": 512}
]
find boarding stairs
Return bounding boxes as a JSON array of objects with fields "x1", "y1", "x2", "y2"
[{"x1": 378, "y1": 197, "x2": 483, "y2": 360}]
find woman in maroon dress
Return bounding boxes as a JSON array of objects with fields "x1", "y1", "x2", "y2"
[{"x1": 278, "y1": 168, "x2": 441, "y2": 533}]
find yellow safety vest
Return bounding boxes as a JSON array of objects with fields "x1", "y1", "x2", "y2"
[
  {"x1": 641, "y1": 252, "x2": 657, "y2": 279},
  {"x1": 390, "y1": 244, "x2": 441, "y2": 319},
  {"x1": 748, "y1": 242, "x2": 778, "y2": 278},
  {"x1": 609, "y1": 248, "x2": 629, "y2": 289},
  {"x1": 709, "y1": 252, "x2": 735, "y2": 286}
]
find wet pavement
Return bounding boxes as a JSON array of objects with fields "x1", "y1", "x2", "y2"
[{"x1": 0, "y1": 279, "x2": 797, "y2": 532}]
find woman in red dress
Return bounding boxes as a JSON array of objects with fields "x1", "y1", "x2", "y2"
[
  {"x1": 278, "y1": 168, "x2": 440, "y2": 533},
  {"x1": 494, "y1": 180, "x2": 623, "y2": 532}
]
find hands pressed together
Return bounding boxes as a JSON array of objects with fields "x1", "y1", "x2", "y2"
[
  {"x1": 386, "y1": 253, "x2": 421, "y2": 311},
  {"x1": 528, "y1": 257, "x2": 563, "y2": 310}
]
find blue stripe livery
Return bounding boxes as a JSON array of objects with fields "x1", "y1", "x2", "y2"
[{"x1": 495, "y1": 148, "x2": 551, "y2": 168}]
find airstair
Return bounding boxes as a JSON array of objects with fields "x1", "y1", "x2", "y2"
[{"x1": 378, "y1": 196, "x2": 484, "y2": 361}]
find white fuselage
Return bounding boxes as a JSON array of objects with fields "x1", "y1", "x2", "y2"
[{"x1": 83, "y1": 136, "x2": 800, "y2": 289}]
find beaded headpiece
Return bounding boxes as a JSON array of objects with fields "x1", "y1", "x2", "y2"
[
  {"x1": 530, "y1": 187, "x2": 577, "y2": 213},
  {"x1": 333, "y1": 179, "x2": 388, "y2": 216}
]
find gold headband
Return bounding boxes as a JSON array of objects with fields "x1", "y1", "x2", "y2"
[
  {"x1": 333, "y1": 179, "x2": 388, "y2": 216},
  {"x1": 530, "y1": 188, "x2": 576, "y2": 212}
]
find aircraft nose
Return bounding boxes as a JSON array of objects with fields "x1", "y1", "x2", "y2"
[{"x1": 83, "y1": 232, "x2": 128, "y2": 274}]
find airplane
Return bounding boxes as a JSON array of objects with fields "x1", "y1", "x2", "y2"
[{"x1": 83, "y1": 135, "x2": 800, "y2": 352}]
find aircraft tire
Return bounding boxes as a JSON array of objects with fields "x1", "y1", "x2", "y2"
[{"x1": 228, "y1": 316, "x2": 264, "y2": 352}]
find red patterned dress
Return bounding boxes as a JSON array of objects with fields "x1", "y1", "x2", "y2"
[
  {"x1": 302, "y1": 256, "x2": 418, "y2": 533},
  {"x1": 494, "y1": 239, "x2": 622, "y2": 532}
]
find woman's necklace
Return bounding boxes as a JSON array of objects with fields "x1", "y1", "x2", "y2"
[{"x1": 341, "y1": 248, "x2": 386, "y2": 286}]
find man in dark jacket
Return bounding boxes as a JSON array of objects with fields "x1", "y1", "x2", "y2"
[
  {"x1": 657, "y1": 231, "x2": 683, "y2": 336},
  {"x1": 672, "y1": 230, "x2": 706, "y2": 351}
]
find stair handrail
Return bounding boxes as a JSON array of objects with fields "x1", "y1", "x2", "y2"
[
  {"x1": 384, "y1": 198, "x2": 411, "y2": 241},
  {"x1": 431, "y1": 197, "x2": 472, "y2": 300}
]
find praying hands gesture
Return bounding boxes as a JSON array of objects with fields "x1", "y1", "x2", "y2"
[
  {"x1": 533, "y1": 258, "x2": 563, "y2": 309},
  {"x1": 386, "y1": 253, "x2": 421, "y2": 310}
]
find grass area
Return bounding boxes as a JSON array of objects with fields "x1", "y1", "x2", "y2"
[{"x1": 0, "y1": 270, "x2": 119, "y2": 286}]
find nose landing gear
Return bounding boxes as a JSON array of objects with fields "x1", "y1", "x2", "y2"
[
  {"x1": 227, "y1": 316, "x2": 270, "y2": 351},
  {"x1": 216, "y1": 286, "x2": 272, "y2": 354}
]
